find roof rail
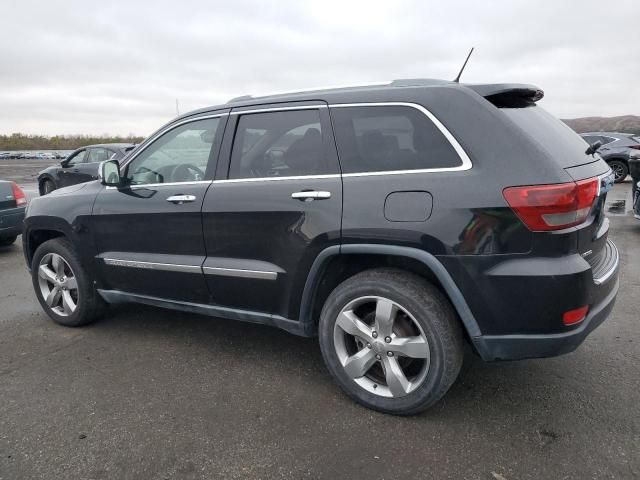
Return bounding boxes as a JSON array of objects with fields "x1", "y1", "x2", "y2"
[{"x1": 227, "y1": 95, "x2": 254, "y2": 103}]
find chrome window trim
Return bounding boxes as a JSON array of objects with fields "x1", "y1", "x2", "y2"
[
  {"x1": 329, "y1": 102, "x2": 472, "y2": 174},
  {"x1": 119, "y1": 112, "x2": 229, "y2": 171},
  {"x1": 214, "y1": 174, "x2": 340, "y2": 184},
  {"x1": 129, "y1": 180, "x2": 212, "y2": 190},
  {"x1": 230, "y1": 105, "x2": 327, "y2": 115},
  {"x1": 103, "y1": 258, "x2": 202, "y2": 273},
  {"x1": 203, "y1": 266, "x2": 278, "y2": 281}
]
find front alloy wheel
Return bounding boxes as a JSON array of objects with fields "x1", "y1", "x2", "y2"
[{"x1": 37, "y1": 253, "x2": 79, "y2": 316}]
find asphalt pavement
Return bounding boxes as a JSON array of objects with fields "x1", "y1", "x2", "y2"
[{"x1": 0, "y1": 182, "x2": 638, "y2": 480}]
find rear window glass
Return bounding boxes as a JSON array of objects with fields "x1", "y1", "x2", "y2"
[
  {"x1": 331, "y1": 106, "x2": 462, "y2": 174},
  {"x1": 500, "y1": 106, "x2": 594, "y2": 168}
]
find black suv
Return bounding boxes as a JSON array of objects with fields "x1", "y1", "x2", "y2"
[{"x1": 23, "y1": 80, "x2": 619, "y2": 415}]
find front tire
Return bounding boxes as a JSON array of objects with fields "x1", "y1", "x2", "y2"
[
  {"x1": 608, "y1": 160, "x2": 628, "y2": 183},
  {"x1": 31, "y1": 238, "x2": 105, "y2": 327},
  {"x1": 40, "y1": 179, "x2": 56, "y2": 195},
  {"x1": 318, "y1": 268, "x2": 464, "y2": 415}
]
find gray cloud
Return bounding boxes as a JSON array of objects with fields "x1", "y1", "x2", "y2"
[{"x1": 1, "y1": 0, "x2": 638, "y2": 136}]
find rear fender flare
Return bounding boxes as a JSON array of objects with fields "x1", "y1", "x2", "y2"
[{"x1": 298, "y1": 244, "x2": 482, "y2": 338}]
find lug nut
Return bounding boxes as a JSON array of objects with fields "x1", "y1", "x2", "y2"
[
  {"x1": 387, "y1": 351, "x2": 394, "y2": 357},
  {"x1": 372, "y1": 331, "x2": 378, "y2": 339},
  {"x1": 366, "y1": 343, "x2": 372, "y2": 349},
  {"x1": 384, "y1": 336, "x2": 391, "y2": 343},
  {"x1": 375, "y1": 354, "x2": 381, "y2": 360}
]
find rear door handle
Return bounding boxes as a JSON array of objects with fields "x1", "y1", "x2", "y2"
[
  {"x1": 166, "y1": 194, "x2": 196, "y2": 204},
  {"x1": 291, "y1": 191, "x2": 331, "y2": 201}
]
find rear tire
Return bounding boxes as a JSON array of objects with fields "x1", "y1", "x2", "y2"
[
  {"x1": 31, "y1": 238, "x2": 105, "y2": 327},
  {"x1": 608, "y1": 160, "x2": 628, "y2": 183},
  {"x1": 0, "y1": 236, "x2": 17, "y2": 247},
  {"x1": 318, "y1": 268, "x2": 464, "y2": 415}
]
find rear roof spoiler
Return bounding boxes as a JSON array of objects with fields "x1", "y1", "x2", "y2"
[{"x1": 465, "y1": 83, "x2": 544, "y2": 106}]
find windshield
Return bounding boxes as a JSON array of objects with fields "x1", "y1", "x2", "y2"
[{"x1": 500, "y1": 105, "x2": 595, "y2": 168}]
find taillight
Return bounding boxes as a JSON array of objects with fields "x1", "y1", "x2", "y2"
[
  {"x1": 503, "y1": 178, "x2": 598, "y2": 231},
  {"x1": 11, "y1": 182, "x2": 27, "y2": 207}
]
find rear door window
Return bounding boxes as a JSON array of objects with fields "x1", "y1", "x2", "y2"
[
  {"x1": 86, "y1": 148, "x2": 112, "y2": 163},
  {"x1": 330, "y1": 105, "x2": 462, "y2": 174},
  {"x1": 229, "y1": 109, "x2": 327, "y2": 179}
]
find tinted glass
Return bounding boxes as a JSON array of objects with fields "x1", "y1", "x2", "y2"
[
  {"x1": 599, "y1": 136, "x2": 616, "y2": 145},
  {"x1": 229, "y1": 109, "x2": 326, "y2": 179},
  {"x1": 86, "y1": 148, "x2": 112, "y2": 163},
  {"x1": 501, "y1": 106, "x2": 596, "y2": 168},
  {"x1": 331, "y1": 106, "x2": 461, "y2": 174},
  {"x1": 582, "y1": 135, "x2": 599, "y2": 144},
  {"x1": 66, "y1": 150, "x2": 86, "y2": 166},
  {"x1": 125, "y1": 117, "x2": 220, "y2": 185}
]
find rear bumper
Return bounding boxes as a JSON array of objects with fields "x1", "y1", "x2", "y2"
[
  {"x1": 467, "y1": 240, "x2": 620, "y2": 361},
  {"x1": 0, "y1": 207, "x2": 25, "y2": 238},
  {"x1": 472, "y1": 276, "x2": 618, "y2": 361}
]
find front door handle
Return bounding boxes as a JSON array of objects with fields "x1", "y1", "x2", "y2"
[
  {"x1": 166, "y1": 194, "x2": 196, "y2": 204},
  {"x1": 291, "y1": 191, "x2": 331, "y2": 201}
]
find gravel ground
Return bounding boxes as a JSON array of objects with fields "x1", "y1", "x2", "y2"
[{"x1": 0, "y1": 177, "x2": 638, "y2": 480}]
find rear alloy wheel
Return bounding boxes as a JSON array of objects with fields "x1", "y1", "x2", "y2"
[
  {"x1": 32, "y1": 238, "x2": 105, "y2": 327},
  {"x1": 319, "y1": 268, "x2": 464, "y2": 415},
  {"x1": 608, "y1": 160, "x2": 628, "y2": 183}
]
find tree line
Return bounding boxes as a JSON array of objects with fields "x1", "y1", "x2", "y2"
[{"x1": 0, "y1": 133, "x2": 145, "y2": 151}]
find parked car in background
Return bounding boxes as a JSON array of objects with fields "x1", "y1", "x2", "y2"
[
  {"x1": 629, "y1": 154, "x2": 640, "y2": 220},
  {"x1": 23, "y1": 80, "x2": 619, "y2": 415},
  {"x1": 0, "y1": 180, "x2": 27, "y2": 247},
  {"x1": 37, "y1": 143, "x2": 135, "y2": 195},
  {"x1": 580, "y1": 132, "x2": 640, "y2": 183}
]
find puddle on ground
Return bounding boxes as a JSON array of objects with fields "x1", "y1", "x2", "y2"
[{"x1": 607, "y1": 199, "x2": 627, "y2": 215}]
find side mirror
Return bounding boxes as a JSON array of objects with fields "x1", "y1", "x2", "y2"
[{"x1": 99, "y1": 160, "x2": 121, "y2": 186}]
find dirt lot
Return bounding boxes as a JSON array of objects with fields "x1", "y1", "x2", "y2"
[{"x1": 0, "y1": 166, "x2": 639, "y2": 479}]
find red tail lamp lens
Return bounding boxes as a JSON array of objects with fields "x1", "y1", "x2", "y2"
[
  {"x1": 503, "y1": 178, "x2": 598, "y2": 231},
  {"x1": 11, "y1": 182, "x2": 27, "y2": 207}
]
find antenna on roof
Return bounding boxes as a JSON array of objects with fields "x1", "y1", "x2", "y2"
[{"x1": 453, "y1": 47, "x2": 474, "y2": 83}]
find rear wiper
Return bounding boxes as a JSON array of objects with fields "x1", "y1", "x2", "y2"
[{"x1": 585, "y1": 140, "x2": 602, "y2": 156}]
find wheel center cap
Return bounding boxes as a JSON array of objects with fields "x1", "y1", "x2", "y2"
[{"x1": 372, "y1": 341, "x2": 386, "y2": 354}]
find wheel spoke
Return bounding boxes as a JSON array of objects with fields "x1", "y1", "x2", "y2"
[
  {"x1": 382, "y1": 356, "x2": 411, "y2": 397},
  {"x1": 343, "y1": 349, "x2": 377, "y2": 379},
  {"x1": 388, "y1": 336, "x2": 430, "y2": 359},
  {"x1": 374, "y1": 298, "x2": 397, "y2": 337},
  {"x1": 336, "y1": 310, "x2": 373, "y2": 341},
  {"x1": 38, "y1": 265, "x2": 58, "y2": 284},
  {"x1": 61, "y1": 290, "x2": 76, "y2": 314},
  {"x1": 45, "y1": 286, "x2": 61, "y2": 307},
  {"x1": 64, "y1": 277, "x2": 78, "y2": 291},
  {"x1": 52, "y1": 254, "x2": 64, "y2": 276}
]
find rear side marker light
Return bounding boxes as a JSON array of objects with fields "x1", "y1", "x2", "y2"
[
  {"x1": 503, "y1": 178, "x2": 598, "y2": 231},
  {"x1": 11, "y1": 181, "x2": 27, "y2": 207},
  {"x1": 563, "y1": 305, "x2": 589, "y2": 326}
]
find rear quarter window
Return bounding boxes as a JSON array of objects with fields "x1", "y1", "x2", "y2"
[{"x1": 330, "y1": 105, "x2": 462, "y2": 174}]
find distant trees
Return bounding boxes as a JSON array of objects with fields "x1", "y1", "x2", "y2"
[{"x1": 0, "y1": 133, "x2": 145, "y2": 151}]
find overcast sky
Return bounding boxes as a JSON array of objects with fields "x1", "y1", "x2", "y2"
[{"x1": 1, "y1": 0, "x2": 639, "y2": 136}]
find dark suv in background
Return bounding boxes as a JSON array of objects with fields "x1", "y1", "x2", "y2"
[
  {"x1": 22, "y1": 80, "x2": 619, "y2": 415},
  {"x1": 37, "y1": 143, "x2": 135, "y2": 195},
  {"x1": 580, "y1": 132, "x2": 640, "y2": 183}
]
